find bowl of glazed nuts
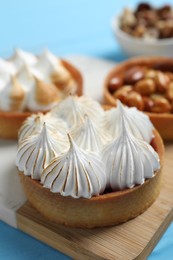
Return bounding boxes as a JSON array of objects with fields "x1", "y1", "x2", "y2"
[
  {"x1": 113, "y1": 2, "x2": 173, "y2": 57},
  {"x1": 104, "y1": 56, "x2": 173, "y2": 140}
]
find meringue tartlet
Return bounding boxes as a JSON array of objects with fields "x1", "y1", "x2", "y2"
[
  {"x1": 0, "y1": 49, "x2": 83, "y2": 139},
  {"x1": 16, "y1": 96, "x2": 164, "y2": 228},
  {"x1": 104, "y1": 56, "x2": 173, "y2": 141}
]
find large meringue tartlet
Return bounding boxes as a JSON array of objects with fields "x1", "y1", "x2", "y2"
[
  {"x1": 0, "y1": 49, "x2": 83, "y2": 139},
  {"x1": 17, "y1": 96, "x2": 164, "y2": 228}
]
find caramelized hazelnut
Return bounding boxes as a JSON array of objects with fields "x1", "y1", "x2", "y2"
[
  {"x1": 134, "y1": 78, "x2": 156, "y2": 95},
  {"x1": 145, "y1": 69, "x2": 157, "y2": 79},
  {"x1": 124, "y1": 66, "x2": 145, "y2": 85},
  {"x1": 157, "y1": 5, "x2": 171, "y2": 15},
  {"x1": 132, "y1": 25, "x2": 146, "y2": 37},
  {"x1": 151, "y1": 95, "x2": 171, "y2": 113},
  {"x1": 166, "y1": 82, "x2": 173, "y2": 101},
  {"x1": 113, "y1": 85, "x2": 132, "y2": 103},
  {"x1": 157, "y1": 5, "x2": 172, "y2": 20},
  {"x1": 120, "y1": 8, "x2": 137, "y2": 27},
  {"x1": 135, "y1": 3, "x2": 152, "y2": 13},
  {"x1": 125, "y1": 91, "x2": 144, "y2": 111},
  {"x1": 151, "y1": 93, "x2": 165, "y2": 100},
  {"x1": 166, "y1": 72, "x2": 173, "y2": 81},
  {"x1": 158, "y1": 20, "x2": 173, "y2": 39},
  {"x1": 108, "y1": 76, "x2": 123, "y2": 93},
  {"x1": 155, "y1": 71, "x2": 170, "y2": 93},
  {"x1": 136, "y1": 10, "x2": 158, "y2": 27},
  {"x1": 143, "y1": 97, "x2": 154, "y2": 112}
]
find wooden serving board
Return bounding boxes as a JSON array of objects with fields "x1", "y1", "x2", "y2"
[
  {"x1": 16, "y1": 143, "x2": 173, "y2": 260},
  {"x1": 1, "y1": 56, "x2": 173, "y2": 259}
]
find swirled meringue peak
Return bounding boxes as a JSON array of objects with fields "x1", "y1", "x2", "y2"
[
  {"x1": 0, "y1": 59, "x2": 16, "y2": 90},
  {"x1": 79, "y1": 96, "x2": 104, "y2": 121},
  {"x1": 35, "y1": 49, "x2": 61, "y2": 76},
  {"x1": 71, "y1": 115, "x2": 110, "y2": 153},
  {"x1": 26, "y1": 78, "x2": 59, "y2": 112},
  {"x1": 16, "y1": 65, "x2": 35, "y2": 91},
  {"x1": 0, "y1": 76, "x2": 26, "y2": 112},
  {"x1": 33, "y1": 49, "x2": 72, "y2": 88},
  {"x1": 10, "y1": 49, "x2": 37, "y2": 71},
  {"x1": 102, "y1": 118, "x2": 160, "y2": 190},
  {"x1": 16, "y1": 123, "x2": 68, "y2": 179},
  {"x1": 104, "y1": 101, "x2": 154, "y2": 143},
  {"x1": 19, "y1": 113, "x2": 68, "y2": 142},
  {"x1": 0, "y1": 58, "x2": 16, "y2": 75},
  {"x1": 41, "y1": 134, "x2": 106, "y2": 198},
  {"x1": 51, "y1": 95, "x2": 104, "y2": 128},
  {"x1": 51, "y1": 96, "x2": 84, "y2": 128}
]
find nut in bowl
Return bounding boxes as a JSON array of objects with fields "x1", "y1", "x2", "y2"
[
  {"x1": 104, "y1": 56, "x2": 173, "y2": 141},
  {"x1": 112, "y1": 3, "x2": 173, "y2": 57}
]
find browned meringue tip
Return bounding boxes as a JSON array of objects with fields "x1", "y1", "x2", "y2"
[
  {"x1": 35, "y1": 78, "x2": 59, "y2": 105},
  {"x1": 8, "y1": 76, "x2": 26, "y2": 111},
  {"x1": 51, "y1": 67, "x2": 71, "y2": 89},
  {"x1": 10, "y1": 76, "x2": 26, "y2": 100},
  {"x1": 63, "y1": 78, "x2": 77, "y2": 96}
]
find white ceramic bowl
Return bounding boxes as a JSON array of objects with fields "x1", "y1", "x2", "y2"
[{"x1": 112, "y1": 16, "x2": 173, "y2": 57}]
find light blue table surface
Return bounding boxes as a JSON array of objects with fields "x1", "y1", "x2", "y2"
[{"x1": 0, "y1": 0, "x2": 173, "y2": 259}]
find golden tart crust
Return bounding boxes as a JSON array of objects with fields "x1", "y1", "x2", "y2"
[
  {"x1": 103, "y1": 57, "x2": 173, "y2": 141},
  {"x1": 19, "y1": 129, "x2": 164, "y2": 228},
  {"x1": 0, "y1": 60, "x2": 83, "y2": 139}
]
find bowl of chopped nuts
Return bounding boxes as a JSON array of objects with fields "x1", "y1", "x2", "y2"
[
  {"x1": 113, "y1": 3, "x2": 173, "y2": 57},
  {"x1": 104, "y1": 56, "x2": 173, "y2": 140}
]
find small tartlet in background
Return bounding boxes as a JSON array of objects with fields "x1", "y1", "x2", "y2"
[{"x1": 0, "y1": 50, "x2": 83, "y2": 139}]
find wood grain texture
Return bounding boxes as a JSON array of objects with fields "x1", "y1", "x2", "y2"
[{"x1": 16, "y1": 143, "x2": 173, "y2": 260}]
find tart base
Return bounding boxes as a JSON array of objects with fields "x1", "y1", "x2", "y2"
[
  {"x1": 0, "y1": 111, "x2": 31, "y2": 139},
  {"x1": 0, "y1": 60, "x2": 83, "y2": 140},
  {"x1": 19, "y1": 129, "x2": 164, "y2": 228},
  {"x1": 103, "y1": 56, "x2": 173, "y2": 141}
]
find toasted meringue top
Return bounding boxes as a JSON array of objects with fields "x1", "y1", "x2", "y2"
[
  {"x1": 19, "y1": 113, "x2": 68, "y2": 142},
  {"x1": 71, "y1": 115, "x2": 110, "y2": 153},
  {"x1": 61, "y1": 78, "x2": 78, "y2": 96},
  {"x1": 104, "y1": 101, "x2": 154, "y2": 143},
  {"x1": 16, "y1": 123, "x2": 68, "y2": 179},
  {"x1": 26, "y1": 78, "x2": 59, "y2": 112},
  {"x1": 51, "y1": 95, "x2": 104, "y2": 128},
  {"x1": 16, "y1": 65, "x2": 35, "y2": 91},
  {"x1": 0, "y1": 59, "x2": 16, "y2": 90},
  {"x1": 35, "y1": 49, "x2": 72, "y2": 88},
  {"x1": 41, "y1": 134, "x2": 106, "y2": 198},
  {"x1": 0, "y1": 76, "x2": 26, "y2": 112},
  {"x1": 10, "y1": 49, "x2": 37, "y2": 71},
  {"x1": 34, "y1": 49, "x2": 62, "y2": 78},
  {"x1": 0, "y1": 49, "x2": 78, "y2": 113},
  {"x1": 102, "y1": 118, "x2": 160, "y2": 190}
]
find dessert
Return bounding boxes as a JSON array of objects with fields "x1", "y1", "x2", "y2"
[
  {"x1": 16, "y1": 96, "x2": 164, "y2": 228},
  {"x1": 0, "y1": 49, "x2": 83, "y2": 139},
  {"x1": 104, "y1": 56, "x2": 173, "y2": 140},
  {"x1": 119, "y1": 3, "x2": 173, "y2": 40}
]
